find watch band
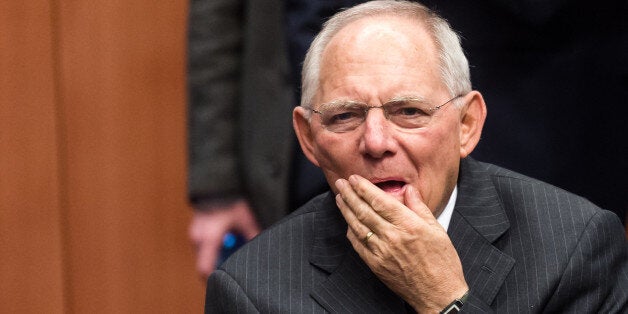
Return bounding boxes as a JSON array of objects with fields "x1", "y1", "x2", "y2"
[{"x1": 439, "y1": 291, "x2": 469, "y2": 314}]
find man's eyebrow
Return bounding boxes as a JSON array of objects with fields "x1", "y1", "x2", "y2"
[
  {"x1": 387, "y1": 95, "x2": 430, "y2": 103},
  {"x1": 322, "y1": 95, "x2": 430, "y2": 107},
  {"x1": 322, "y1": 99, "x2": 365, "y2": 107}
]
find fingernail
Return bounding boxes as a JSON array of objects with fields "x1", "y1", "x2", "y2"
[
  {"x1": 335, "y1": 193, "x2": 343, "y2": 203},
  {"x1": 348, "y1": 175, "x2": 358, "y2": 185},
  {"x1": 335, "y1": 179, "x2": 344, "y2": 190}
]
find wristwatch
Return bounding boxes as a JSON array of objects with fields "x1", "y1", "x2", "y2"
[{"x1": 439, "y1": 291, "x2": 469, "y2": 314}]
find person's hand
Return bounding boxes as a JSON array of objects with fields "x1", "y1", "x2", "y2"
[
  {"x1": 335, "y1": 175, "x2": 468, "y2": 313},
  {"x1": 188, "y1": 198, "x2": 261, "y2": 279}
]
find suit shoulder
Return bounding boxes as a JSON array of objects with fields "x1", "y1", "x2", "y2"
[
  {"x1": 480, "y1": 161, "x2": 622, "y2": 236},
  {"x1": 209, "y1": 193, "x2": 334, "y2": 312},
  {"x1": 217, "y1": 192, "x2": 332, "y2": 272}
]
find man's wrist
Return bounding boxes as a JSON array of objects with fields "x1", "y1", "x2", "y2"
[{"x1": 439, "y1": 290, "x2": 469, "y2": 314}]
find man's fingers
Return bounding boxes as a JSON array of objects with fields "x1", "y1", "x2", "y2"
[
  {"x1": 189, "y1": 209, "x2": 245, "y2": 278},
  {"x1": 336, "y1": 178, "x2": 389, "y2": 234},
  {"x1": 347, "y1": 175, "x2": 412, "y2": 223},
  {"x1": 336, "y1": 193, "x2": 374, "y2": 243},
  {"x1": 230, "y1": 201, "x2": 262, "y2": 240},
  {"x1": 195, "y1": 234, "x2": 222, "y2": 278},
  {"x1": 404, "y1": 185, "x2": 435, "y2": 220},
  {"x1": 346, "y1": 228, "x2": 375, "y2": 256}
]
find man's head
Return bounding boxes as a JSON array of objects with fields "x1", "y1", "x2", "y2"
[{"x1": 293, "y1": 0, "x2": 487, "y2": 216}]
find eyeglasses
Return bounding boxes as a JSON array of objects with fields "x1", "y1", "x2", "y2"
[{"x1": 305, "y1": 95, "x2": 463, "y2": 133}]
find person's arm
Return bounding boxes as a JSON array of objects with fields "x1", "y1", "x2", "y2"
[
  {"x1": 187, "y1": 0, "x2": 243, "y2": 202},
  {"x1": 187, "y1": 0, "x2": 259, "y2": 278}
]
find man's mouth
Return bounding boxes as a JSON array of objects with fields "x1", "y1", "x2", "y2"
[{"x1": 374, "y1": 180, "x2": 406, "y2": 193}]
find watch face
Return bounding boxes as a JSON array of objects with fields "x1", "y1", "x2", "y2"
[
  {"x1": 440, "y1": 300, "x2": 463, "y2": 314},
  {"x1": 440, "y1": 291, "x2": 467, "y2": 314}
]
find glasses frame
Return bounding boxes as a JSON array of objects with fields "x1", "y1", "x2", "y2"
[{"x1": 306, "y1": 94, "x2": 464, "y2": 133}]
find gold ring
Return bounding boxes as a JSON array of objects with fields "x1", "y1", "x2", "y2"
[{"x1": 364, "y1": 231, "x2": 374, "y2": 243}]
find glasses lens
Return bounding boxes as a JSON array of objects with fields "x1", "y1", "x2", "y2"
[
  {"x1": 385, "y1": 100, "x2": 434, "y2": 129},
  {"x1": 319, "y1": 103, "x2": 366, "y2": 132}
]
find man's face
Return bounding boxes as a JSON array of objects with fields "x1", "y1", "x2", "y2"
[{"x1": 296, "y1": 16, "x2": 480, "y2": 215}]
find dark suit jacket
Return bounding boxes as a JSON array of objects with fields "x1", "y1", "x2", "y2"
[
  {"x1": 205, "y1": 158, "x2": 627, "y2": 313},
  {"x1": 188, "y1": 0, "x2": 330, "y2": 226},
  {"x1": 187, "y1": 0, "x2": 297, "y2": 227}
]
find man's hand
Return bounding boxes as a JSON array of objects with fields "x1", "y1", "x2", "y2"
[
  {"x1": 188, "y1": 198, "x2": 261, "y2": 279},
  {"x1": 335, "y1": 175, "x2": 468, "y2": 313}
]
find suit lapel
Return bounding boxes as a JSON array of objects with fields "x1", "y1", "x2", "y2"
[
  {"x1": 309, "y1": 195, "x2": 407, "y2": 313},
  {"x1": 309, "y1": 158, "x2": 515, "y2": 311},
  {"x1": 311, "y1": 250, "x2": 407, "y2": 313},
  {"x1": 449, "y1": 158, "x2": 515, "y2": 305}
]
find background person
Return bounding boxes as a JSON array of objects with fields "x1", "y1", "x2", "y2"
[{"x1": 186, "y1": 0, "x2": 328, "y2": 277}]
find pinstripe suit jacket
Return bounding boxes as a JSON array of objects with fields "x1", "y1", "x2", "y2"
[{"x1": 205, "y1": 158, "x2": 628, "y2": 313}]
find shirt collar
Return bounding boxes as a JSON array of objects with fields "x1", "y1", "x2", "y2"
[{"x1": 436, "y1": 186, "x2": 457, "y2": 231}]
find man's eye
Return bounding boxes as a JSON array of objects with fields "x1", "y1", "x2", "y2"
[
  {"x1": 392, "y1": 107, "x2": 428, "y2": 117},
  {"x1": 329, "y1": 111, "x2": 360, "y2": 123}
]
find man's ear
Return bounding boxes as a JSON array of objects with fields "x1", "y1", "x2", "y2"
[
  {"x1": 293, "y1": 107, "x2": 321, "y2": 167},
  {"x1": 459, "y1": 91, "x2": 487, "y2": 158}
]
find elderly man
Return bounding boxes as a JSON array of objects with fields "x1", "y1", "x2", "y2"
[{"x1": 205, "y1": 1, "x2": 628, "y2": 313}]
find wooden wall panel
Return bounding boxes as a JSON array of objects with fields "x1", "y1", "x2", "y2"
[
  {"x1": 0, "y1": 1, "x2": 66, "y2": 313},
  {"x1": 2, "y1": 0, "x2": 204, "y2": 312},
  {"x1": 54, "y1": 1, "x2": 204, "y2": 312}
]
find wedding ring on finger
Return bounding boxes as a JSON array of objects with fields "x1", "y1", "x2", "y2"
[{"x1": 364, "y1": 231, "x2": 375, "y2": 243}]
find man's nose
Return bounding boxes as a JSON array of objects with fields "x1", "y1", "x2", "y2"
[{"x1": 358, "y1": 108, "x2": 396, "y2": 159}]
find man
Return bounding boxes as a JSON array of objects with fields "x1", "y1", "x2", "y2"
[{"x1": 205, "y1": 1, "x2": 627, "y2": 312}]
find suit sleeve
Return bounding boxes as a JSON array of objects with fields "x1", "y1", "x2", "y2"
[
  {"x1": 545, "y1": 210, "x2": 628, "y2": 313},
  {"x1": 205, "y1": 270, "x2": 260, "y2": 314},
  {"x1": 187, "y1": 0, "x2": 244, "y2": 203}
]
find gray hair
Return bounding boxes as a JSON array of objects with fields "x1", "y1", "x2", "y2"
[{"x1": 300, "y1": 0, "x2": 471, "y2": 110}]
